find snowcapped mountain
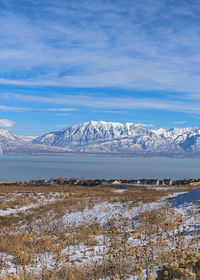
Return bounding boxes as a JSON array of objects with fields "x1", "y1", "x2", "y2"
[
  {"x1": 1, "y1": 121, "x2": 200, "y2": 156},
  {"x1": 32, "y1": 121, "x2": 200, "y2": 156},
  {"x1": 152, "y1": 127, "x2": 200, "y2": 153},
  {"x1": 0, "y1": 129, "x2": 16, "y2": 141},
  {"x1": 0, "y1": 129, "x2": 70, "y2": 155},
  {"x1": 33, "y1": 121, "x2": 155, "y2": 147},
  {"x1": 0, "y1": 129, "x2": 18, "y2": 154}
]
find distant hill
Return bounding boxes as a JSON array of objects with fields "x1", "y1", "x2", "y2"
[{"x1": 0, "y1": 128, "x2": 70, "y2": 155}]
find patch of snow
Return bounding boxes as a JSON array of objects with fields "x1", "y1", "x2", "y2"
[
  {"x1": 0, "y1": 204, "x2": 39, "y2": 216},
  {"x1": 0, "y1": 196, "x2": 60, "y2": 216},
  {"x1": 63, "y1": 192, "x2": 183, "y2": 228},
  {"x1": 113, "y1": 189, "x2": 127, "y2": 193},
  {"x1": 169, "y1": 188, "x2": 200, "y2": 236}
]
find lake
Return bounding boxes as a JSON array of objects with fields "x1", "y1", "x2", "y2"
[{"x1": 0, "y1": 155, "x2": 200, "y2": 181}]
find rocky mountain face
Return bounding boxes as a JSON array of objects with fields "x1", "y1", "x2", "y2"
[
  {"x1": 1, "y1": 121, "x2": 200, "y2": 155},
  {"x1": 32, "y1": 121, "x2": 200, "y2": 156},
  {"x1": 152, "y1": 127, "x2": 200, "y2": 153}
]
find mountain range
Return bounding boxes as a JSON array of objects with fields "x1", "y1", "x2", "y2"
[{"x1": 1, "y1": 121, "x2": 200, "y2": 156}]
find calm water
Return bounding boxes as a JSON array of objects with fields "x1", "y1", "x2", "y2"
[{"x1": 0, "y1": 155, "x2": 200, "y2": 181}]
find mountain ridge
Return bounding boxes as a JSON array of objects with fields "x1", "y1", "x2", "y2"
[
  {"x1": 32, "y1": 121, "x2": 200, "y2": 156},
  {"x1": 1, "y1": 121, "x2": 200, "y2": 156}
]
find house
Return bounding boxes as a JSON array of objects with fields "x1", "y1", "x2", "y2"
[
  {"x1": 161, "y1": 179, "x2": 173, "y2": 185},
  {"x1": 112, "y1": 180, "x2": 121, "y2": 184}
]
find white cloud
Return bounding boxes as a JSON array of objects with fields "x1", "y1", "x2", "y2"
[
  {"x1": 173, "y1": 121, "x2": 188, "y2": 125},
  {"x1": 4, "y1": 93, "x2": 200, "y2": 115},
  {"x1": 0, "y1": 119, "x2": 15, "y2": 128},
  {"x1": 0, "y1": 1, "x2": 200, "y2": 92},
  {"x1": 134, "y1": 123, "x2": 154, "y2": 128},
  {"x1": 44, "y1": 108, "x2": 77, "y2": 112},
  {"x1": 0, "y1": 105, "x2": 28, "y2": 112}
]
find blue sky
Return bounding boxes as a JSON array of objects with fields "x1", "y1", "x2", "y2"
[{"x1": 1, "y1": 0, "x2": 200, "y2": 135}]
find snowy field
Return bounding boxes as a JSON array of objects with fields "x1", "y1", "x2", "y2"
[{"x1": 0, "y1": 184, "x2": 199, "y2": 280}]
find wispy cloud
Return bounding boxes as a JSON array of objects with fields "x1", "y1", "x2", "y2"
[
  {"x1": 0, "y1": 0, "x2": 200, "y2": 92},
  {"x1": 43, "y1": 108, "x2": 78, "y2": 112},
  {"x1": 4, "y1": 93, "x2": 200, "y2": 115},
  {"x1": 173, "y1": 121, "x2": 188, "y2": 125},
  {"x1": 135, "y1": 123, "x2": 154, "y2": 128},
  {"x1": 1, "y1": 0, "x2": 200, "y2": 135},
  {"x1": 0, "y1": 104, "x2": 28, "y2": 112},
  {"x1": 186, "y1": 93, "x2": 200, "y2": 100}
]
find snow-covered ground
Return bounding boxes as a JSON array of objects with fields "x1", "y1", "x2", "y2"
[
  {"x1": 1, "y1": 187, "x2": 200, "y2": 279},
  {"x1": 113, "y1": 189, "x2": 127, "y2": 193},
  {"x1": 169, "y1": 188, "x2": 200, "y2": 237},
  {"x1": 62, "y1": 190, "x2": 186, "y2": 228},
  {"x1": 0, "y1": 192, "x2": 65, "y2": 216}
]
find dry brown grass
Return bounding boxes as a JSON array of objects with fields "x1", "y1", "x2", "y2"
[{"x1": 0, "y1": 184, "x2": 199, "y2": 279}]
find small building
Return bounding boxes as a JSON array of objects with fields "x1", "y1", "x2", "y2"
[
  {"x1": 112, "y1": 180, "x2": 121, "y2": 185},
  {"x1": 162, "y1": 179, "x2": 173, "y2": 185}
]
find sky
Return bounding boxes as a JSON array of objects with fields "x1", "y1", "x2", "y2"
[{"x1": 1, "y1": 0, "x2": 200, "y2": 135}]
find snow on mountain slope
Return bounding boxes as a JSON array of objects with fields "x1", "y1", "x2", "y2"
[
  {"x1": 0, "y1": 129, "x2": 16, "y2": 141},
  {"x1": 0, "y1": 129, "x2": 36, "y2": 144},
  {"x1": 0, "y1": 129, "x2": 69, "y2": 155},
  {"x1": 1, "y1": 121, "x2": 200, "y2": 155},
  {"x1": 152, "y1": 127, "x2": 200, "y2": 152},
  {"x1": 33, "y1": 121, "x2": 154, "y2": 147},
  {"x1": 33, "y1": 121, "x2": 185, "y2": 155},
  {"x1": 152, "y1": 127, "x2": 200, "y2": 143}
]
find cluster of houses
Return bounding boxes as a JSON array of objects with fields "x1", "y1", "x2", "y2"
[
  {"x1": 25, "y1": 177, "x2": 200, "y2": 187},
  {"x1": 0, "y1": 177, "x2": 199, "y2": 187}
]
